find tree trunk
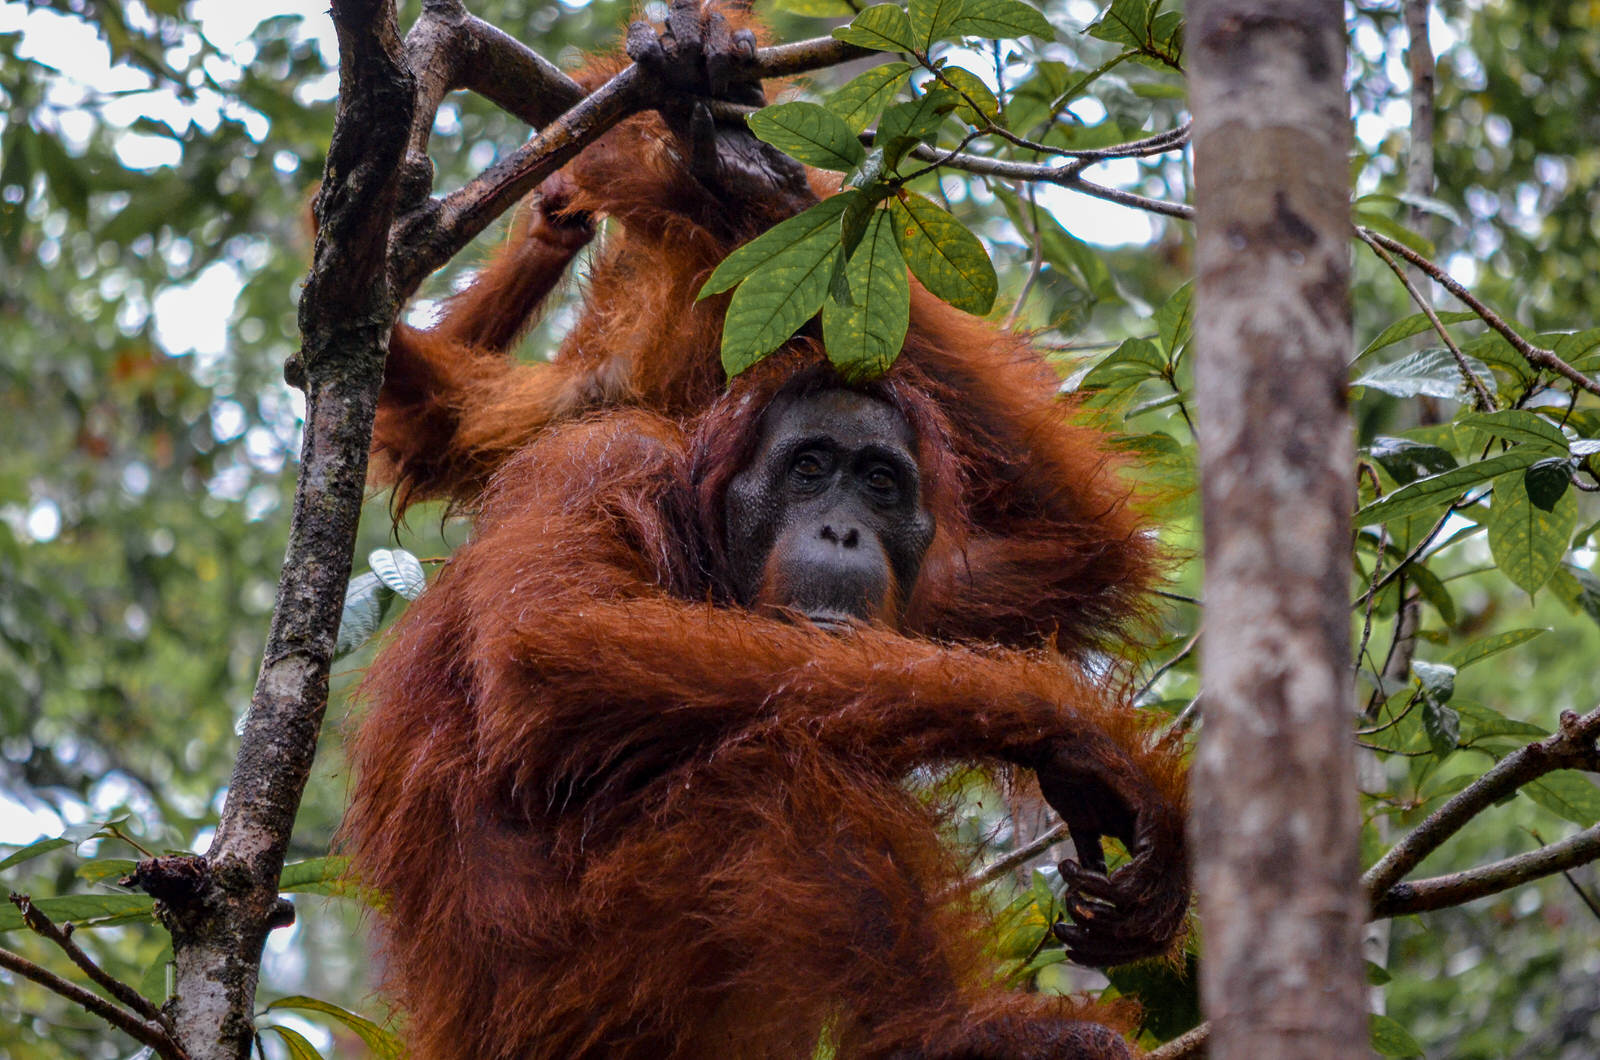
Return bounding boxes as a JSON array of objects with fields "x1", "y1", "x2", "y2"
[{"x1": 1187, "y1": 2, "x2": 1369, "y2": 1057}]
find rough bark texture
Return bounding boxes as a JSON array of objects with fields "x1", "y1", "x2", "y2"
[
  {"x1": 160, "y1": 2, "x2": 413, "y2": 1058},
  {"x1": 1187, "y1": 2, "x2": 1368, "y2": 1057}
]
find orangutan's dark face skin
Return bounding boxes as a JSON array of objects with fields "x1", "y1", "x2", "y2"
[{"x1": 723, "y1": 389, "x2": 935, "y2": 630}]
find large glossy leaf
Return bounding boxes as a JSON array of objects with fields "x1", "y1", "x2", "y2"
[
  {"x1": 890, "y1": 192, "x2": 996, "y2": 314},
  {"x1": 1352, "y1": 348, "x2": 1496, "y2": 401},
  {"x1": 1486, "y1": 471, "x2": 1578, "y2": 594},
  {"x1": 833, "y1": 4, "x2": 918, "y2": 52},
  {"x1": 1444, "y1": 628, "x2": 1548, "y2": 670},
  {"x1": 1358, "y1": 309, "x2": 1479, "y2": 359},
  {"x1": 948, "y1": 0, "x2": 1055, "y2": 41},
  {"x1": 1369, "y1": 436, "x2": 1458, "y2": 486},
  {"x1": 822, "y1": 207, "x2": 910, "y2": 378},
  {"x1": 700, "y1": 195, "x2": 854, "y2": 298},
  {"x1": 1459, "y1": 409, "x2": 1571, "y2": 454},
  {"x1": 875, "y1": 88, "x2": 959, "y2": 167},
  {"x1": 825, "y1": 62, "x2": 913, "y2": 133},
  {"x1": 718, "y1": 198, "x2": 857, "y2": 375},
  {"x1": 1355, "y1": 450, "x2": 1541, "y2": 527},
  {"x1": 941, "y1": 67, "x2": 999, "y2": 124},
  {"x1": 0, "y1": 893, "x2": 154, "y2": 933},
  {"x1": 748, "y1": 102, "x2": 865, "y2": 172},
  {"x1": 335, "y1": 571, "x2": 391, "y2": 657},
  {"x1": 369, "y1": 548, "x2": 425, "y2": 600}
]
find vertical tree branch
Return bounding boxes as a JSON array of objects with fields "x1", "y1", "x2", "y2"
[
  {"x1": 1402, "y1": 0, "x2": 1435, "y2": 238},
  {"x1": 1187, "y1": 2, "x2": 1368, "y2": 1056},
  {"x1": 157, "y1": 2, "x2": 415, "y2": 1059}
]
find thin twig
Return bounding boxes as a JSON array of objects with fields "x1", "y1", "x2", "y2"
[
  {"x1": 0, "y1": 942, "x2": 185, "y2": 1059},
  {"x1": 1137, "y1": 626, "x2": 1202, "y2": 702},
  {"x1": 1354, "y1": 526, "x2": 1391, "y2": 675},
  {"x1": 1166, "y1": 693, "x2": 1202, "y2": 738},
  {"x1": 1357, "y1": 227, "x2": 1600, "y2": 398},
  {"x1": 11, "y1": 894, "x2": 166, "y2": 1025},
  {"x1": 1004, "y1": 183, "x2": 1046, "y2": 330},
  {"x1": 969, "y1": 822, "x2": 1068, "y2": 886},
  {"x1": 1351, "y1": 496, "x2": 1479, "y2": 612},
  {"x1": 1354, "y1": 227, "x2": 1495, "y2": 408},
  {"x1": 1363, "y1": 705, "x2": 1600, "y2": 899}
]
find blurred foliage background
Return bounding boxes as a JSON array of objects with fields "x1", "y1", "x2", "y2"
[{"x1": 1, "y1": 0, "x2": 1597, "y2": 1056}]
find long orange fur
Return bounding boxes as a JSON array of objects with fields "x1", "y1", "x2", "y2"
[{"x1": 346, "y1": 3, "x2": 1187, "y2": 1057}]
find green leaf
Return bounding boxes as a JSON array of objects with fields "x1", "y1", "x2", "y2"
[
  {"x1": 1444, "y1": 628, "x2": 1548, "y2": 671},
  {"x1": 1352, "y1": 348, "x2": 1496, "y2": 402},
  {"x1": 948, "y1": 0, "x2": 1055, "y2": 42},
  {"x1": 1524, "y1": 773, "x2": 1600, "y2": 828},
  {"x1": 1087, "y1": 0, "x2": 1150, "y2": 46},
  {"x1": 1355, "y1": 450, "x2": 1541, "y2": 527},
  {"x1": 0, "y1": 821, "x2": 117, "y2": 872},
  {"x1": 942, "y1": 67, "x2": 999, "y2": 125},
  {"x1": 1406, "y1": 562, "x2": 1457, "y2": 625},
  {"x1": 0, "y1": 893, "x2": 154, "y2": 933},
  {"x1": 1552, "y1": 327, "x2": 1600, "y2": 365},
  {"x1": 909, "y1": 0, "x2": 963, "y2": 50},
  {"x1": 1523, "y1": 458, "x2": 1573, "y2": 512},
  {"x1": 1459, "y1": 410, "x2": 1571, "y2": 454},
  {"x1": 263, "y1": 1024, "x2": 327, "y2": 1060},
  {"x1": 719, "y1": 197, "x2": 857, "y2": 375},
  {"x1": 776, "y1": 0, "x2": 856, "y2": 15},
  {"x1": 1355, "y1": 209, "x2": 1435, "y2": 257},
  {"x1": 822, "y1": 207, "x2": 911, "y2": 379},
  {"x1": 1358, "y1": 309, "x2": 1480, "y2": 359},
  {"x1": 890, "y1": 192, "x2": 996, "y2": 314},
  {"x1": 0, "y1": 837, "x2": 73, "y2": 873},
  {"x1": 336, "y1": 571, "x2": 392, "y2": 658},
  {"x1": 840, "y1": 190, "x2": 882, "y2": 257},
  {"x1": 1371, "y1": 1013, "x2": 1425, "y2": 1058},
  {"x1": 1453, "y1": 700, "x2": 1547, "y2": 742},
  {"x1": 279, "y1": 856, "x2": 352, "y2": 895},
  {"x1": 1420, "y1": 698, "x2": 1460, "y2": 758},
  {"x1": 749, "y1": 102, "x2": 866, "y2": 172},
  {"x1": 1487, "y1": 472, "x2": 1579, "y2": 595},
  {"x1": 833, "y1": 4, "x2": 919, "y2": 52},
  {"x1": 700, "y1": 195, "x2": 854, "y2": 299},
  {"x1": 1080, "y1": 337, "x2": 1166, "y2": 391},
  {"x1": 1412, "y1": 660, "x2": 1455, "y2": 705},
  {"x1": 1550, "y1": 564, "x2": 1600, "y2": 628},
  {"x1": 1462, "y1": 332, "x2": 1537, "y2": 383},
  {"x1": 1154, "y1": 281, "x2": 1193, "y2": 357},
  {"x1": 369, "y1": 548, "x2": 426, "y2": 600},
  {"x1": 1369, "y1": 436, "x2": 1458, "y2": 486},
  {"x1": 77, "y1": 858, "x2": 137, "y2": 884},
  {"x1": 825, "y1": 62, "x2": 913, "y2": 134},
  {"x1": 140, "y1": 941, "x2": 173, "y2": 1005},
  {"x1": 876, "y1": 87, "x2": 959, "y2": 167},
  {"x1": 268, "y1": 996, "x2": 404, "y2": 1060}
]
